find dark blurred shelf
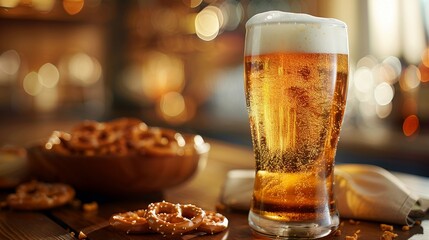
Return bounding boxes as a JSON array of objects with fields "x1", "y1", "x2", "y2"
[{"x1": 337, "y1": 126, "x2": 429, "y2": 177}]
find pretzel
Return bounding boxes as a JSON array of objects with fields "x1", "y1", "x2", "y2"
[
  {"x1": 107, "y1": 117, "x2": 144, "y2": 133},
  {"x1": 130, "y1": 127, "x2": 184, "y2": 156},
  {"x1": 97, "y1": 138, "x2": 129, "y2": 156},
  {"x1": 44, "y1": 118, "x2": 190, "y2": 157},
  {"x1": 146, "y1": 201, "x2": 205, "y2": 235},
  {"x1": 7, "y1": 180, "x2": 75, "y2": 210},
  {"x1": 69, "y1": 121, "x2": 118, "y2": 150},
  {"x1": 109, "y1": 201, "x2": 228, "y2": 237},
  {"x1": 109, "y1": 209, "x2": 150, "y2": 234},
  {"x1": 197, "y1": 211, "x2": 229, "y2": 234}
]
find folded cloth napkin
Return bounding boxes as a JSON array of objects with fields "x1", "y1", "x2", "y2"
[
  {"x1": 335, "y1": 164, "x2": 423, "y2": 225},
  {"x1": 220, "y1": 164, "x2": 429, "y2": 226}
]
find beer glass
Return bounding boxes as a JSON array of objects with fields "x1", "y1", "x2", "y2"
[{"x1": 244, "y1": 11, "x2": 348, "y2": 238}]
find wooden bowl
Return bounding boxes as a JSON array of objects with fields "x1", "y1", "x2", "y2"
[{"x1": 26, "y1": 135, "x2": 209, "y2": 196}]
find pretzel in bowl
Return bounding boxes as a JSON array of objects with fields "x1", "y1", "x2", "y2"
[
  {"x1": 107, "y1": 117, "x2": 143, "y2": 133},
  {"x1": 68, "y1": 121, "x2": 118, "y2": 150},
  {"x1": 7, "y1": 180, "x2": 75, "y2": 210},
  {"x1": 44, "y1": 118, "x2": 189, "y2": 157},
  {"x1": 130, "y1": 127, "x2": 185, "y2": 157}
]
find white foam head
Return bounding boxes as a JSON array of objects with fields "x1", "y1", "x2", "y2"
[{"x1": 245, "y1": 11, "x2": 348, "y2": 55}]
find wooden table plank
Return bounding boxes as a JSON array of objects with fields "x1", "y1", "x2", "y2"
[
  {"x1": 48, "y1": 205, "x2": 428, "y2": 240},
  {"x1": 0, "y1": 210, "x2": 74, "y2": 240}
]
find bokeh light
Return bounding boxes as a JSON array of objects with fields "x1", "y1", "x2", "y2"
[
  {"x1": 400, "y1": 65, "x2": 421, "y2": 91},
  {"x1": 23, "y1": 71, "x2": 43, "y2": 96},
  {"x1": 38, "y1": 63, "x2": 60, "y2": 88},
  {"x1": 157, "y1": 92, "x2": 196, "y2": 124},
  {"x1": 63, "y1": 0, "x2": 84, "y2": 15},
  {"x1": 419, "y1": 63, "x2": 429, "y2": 83},
  {"x1": 35, "y1": 88, "x2": 58, "y2": 112},
  {"x1": 141, "y1": 51, "x2": 184, "y2": 101},
  {"x1": 0, "y1": 0, "x2": 19, "y2": 8},
  {"x1": 375, "y1": 103, "x2": 392, "y2": 119},
  {"x1": 382, "y1": 56, "x2": 402, "y2": 79},
  {"x1": 195, "y1": 6, "x2": 222, "y2": 41},
  {"x1": 353, "y1": 67, "x2": 374, "y2": 102},
  {"x1": 348, "y1": 55, "x2": 403, "y2": 122},
  {"x1": 32, "y1": 0, "x2": 55, "y2": 12},
  {"x1": 68, "y1": 53, "x2": 101, "y2": 86},
  {"x1": 69, "y1": 53, "x2": 93, "y2": 83},
  {"x1": 403, "y1": 115, "x2": 419, "y2": 137},
  {"x1": 160, "y1": 92, "x2": 186, "y2": 118},
  {"x1": 219, "y1": 0, "x2": 244, "y2": 31},
  {"x1": 421, "y1": 48, "x2": 429, "y2": 83},
  {"x1": 373, "y1": 57, "x2": 401, "y2": 85},
  {"x1": 356, "y1": 55, "x2": 378, "y2": 69},
  {"x1": 374, "y1": 82, "x2": 394, "y2": 106},
  {"x1": 423, "y1": 48, "x2": 429, "y2": 68},
  {"x1": 0, "y1": 50, "x2": 21, "y2": 76},
  {"x1": 375, "y1": 64, "x2": 396, "y2": 84}
]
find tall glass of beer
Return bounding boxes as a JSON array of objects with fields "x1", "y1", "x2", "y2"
[{"x1": 244, "y1": 11, "x2": 348, "y2": 238}]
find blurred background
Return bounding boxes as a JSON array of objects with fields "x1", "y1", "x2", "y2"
[{"x1": 0, "y1": 0, "x2": 428, "y2": 176}]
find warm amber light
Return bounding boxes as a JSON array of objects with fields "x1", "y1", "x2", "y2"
[
  {"x1": 23, "y1": 71, "x2": 43, "y2": 96},
  {"x1": 402, "y1": 115, "x2": 419, "y2": 137},
  {"x1": 0, "y1": 50, "x2": 20, "y2": 76},
  {"x1": 375, "y1": 103, "x2": 392, "y2": 119},
  {"x1": 141, "y1": 51, "x2": 184, "y2": 101},
  {"x1": 157, "y1": 94, "x2": 196, "y2": 124},
  {"x1": 38, "y1": 63, "x2": 59, "y2": 88},
  {"x1": 63, "y1": 0, "x2": 84, "y2": 15},
  {"x1": 374, "y1": 82, "x2": 394, "y2": 106},
  {"x1": 422, "y1": 48, "x2": 429, "y2": 68},
  {"x1": 33, "y1": 0, "x2": 55, "y2": 12},
  {"x1": 182, "y1": 0, "x2": 202, "y2": 8},
  {"x1": 0, "y1": 0, "x2": 19, "y2": 8},
  {"x1": 419, "y1": 63, "x2": 429, "y2": 83},
  {"x1": 402, "y1": 98, "x2": 417, "y2": 117},
  {"x1": 35, "y1": 88, "x2": 58, "y2": 112},
  {"x1": 160, "y1": 92, "x2": 185, "y2": 118},
  {"x1": 400, "y1": 65, "x2": 421, "y2": 91},
  {"x1": 68, "y1": 53, "x2": 101, "y2": 86},
  {"x1": 195, "y1": 6, "x2": 222, "y2": 41}
]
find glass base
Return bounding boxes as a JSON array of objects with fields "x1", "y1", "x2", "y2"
[{"x1": 248, "y1": 210, "x2": 339, "y2": 239}]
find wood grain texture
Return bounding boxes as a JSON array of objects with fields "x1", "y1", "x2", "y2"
[
  {"x1": 0, "y1": 211, "x2": 73, "y2": 240},
  {"x1": 0, "y1": 140, "x2": 427, "y2": 239}
]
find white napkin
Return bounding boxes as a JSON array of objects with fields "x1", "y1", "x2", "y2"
[
  {"x1": 221, "y1": 164, "x2": 429, "y2": 226},
  {"x1": 335, "y1": 164, "x2": 423, "y2": 225}
]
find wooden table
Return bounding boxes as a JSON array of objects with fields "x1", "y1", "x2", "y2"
[{"x1": 0, "y1": 138, "x2": 427, "y2": 239}]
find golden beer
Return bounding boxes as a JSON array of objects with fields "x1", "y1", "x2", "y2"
[{"x1": 245, "y1": 11, "x2": 348, "y2": 238}]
